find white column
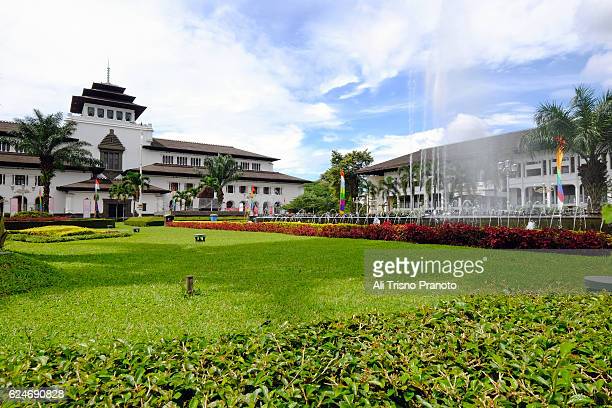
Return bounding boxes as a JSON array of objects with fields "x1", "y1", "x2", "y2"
[{"x1": 575, "y1": 183, "x2": 580, "y2": 205}]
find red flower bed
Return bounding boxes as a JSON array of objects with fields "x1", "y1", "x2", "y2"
[{"x1": 168, "y1": 221, "x2": 612, "y2": 249}]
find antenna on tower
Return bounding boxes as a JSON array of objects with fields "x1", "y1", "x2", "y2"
[{"x1": 106, "y1": 58, "x2": 111, "y2": 84}]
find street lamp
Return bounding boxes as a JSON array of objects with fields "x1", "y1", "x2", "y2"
[{"x1": 498, "y1": 160, "x2": 518, "y2": 210}]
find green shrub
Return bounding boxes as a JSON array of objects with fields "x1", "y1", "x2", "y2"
[
  {"x1": 0, "y1": 295, "x2": 609, "y2": 405},
  {"x1": 603, "y1": 204, "x2": 612, "y2": 225},
  {"x1": 11, "y1": 211, "x2": 53, "y2": 219},
  {"x1": 0, "y1": 212, "x2": 7, "y2": 250},
  {"x1": 0, "y1": 253, "x2": 61, "y2": 296},
  {"x1": 124, "y1": 216, "x2": 164, "y2": 227},
  {"x1": 174, "y1": 216, "x2": 246, "y2": 222}
]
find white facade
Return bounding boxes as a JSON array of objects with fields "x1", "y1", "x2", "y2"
[
  {"x1": 0, "y1": 81, "x2": 306, "y2": 216},
  {"x1": 360, "y1": 131, "x2": 612, "y2": 213}
]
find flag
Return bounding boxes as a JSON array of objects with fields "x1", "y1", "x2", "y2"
[
  {"x1": 555, "y1": 136, "x2": 565, "y2": 208},
  {"x1": 339, "y1": 169, "x2": 346, "y2": 214}
]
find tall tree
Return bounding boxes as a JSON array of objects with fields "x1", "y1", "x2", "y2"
[
  {"x1": 121, "y1": 171, "x2": 150, "y2": 216},
  {"x1": 199, "y1": 155, "x2": 242, "y2": 207},
  {"x1": 0, "y1": 110, "x2": 100, "y2": 212},
  {"x1": 378, "y1": 176, "x2": 400, "y2": 212},
  {"x1": 321, "y1": 150, "x2": 374, "y2": 210},
  {"x1": 172, "y1": 190, "x2": 193, "y2": 211},
  {"x1": 397, "y1": 166, "x2": 411, "y2": 208},
  {"x1": 109, "y1": 182, "x2": 131, "y2": 219},
  {"x1": 521, "y1": 86, "x2": 612, "y2": 211},
  {"x1": 358, "y1": 178, "x2": 379, "y2": 214}
]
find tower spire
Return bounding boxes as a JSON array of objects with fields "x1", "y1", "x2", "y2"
[{"x1": 106, "y1": 59, "x2": 110, "y2": 84}]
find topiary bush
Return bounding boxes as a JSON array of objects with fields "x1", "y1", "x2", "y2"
[
  {"x1": 124, "y1": 216, "x2": 164, "y2": 227},
  {"x1": 0, "y1": 295, "x2": 609, "y2": 405}
]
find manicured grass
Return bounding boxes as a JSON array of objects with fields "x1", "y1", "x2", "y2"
[
  {"x1": 0, "y1": 225, "x2": 610, "y2": 352},
  {"x1": 0, "y1": 252, "x2": 62, "y2": 297}
]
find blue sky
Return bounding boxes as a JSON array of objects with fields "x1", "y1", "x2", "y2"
[{"x1": 1, "y1": 0, "x2": 611, "y2": 179}]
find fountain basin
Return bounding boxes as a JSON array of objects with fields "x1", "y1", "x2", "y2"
[{"x1": 584, "y1": 276, "x2": 612, "y2": 292}]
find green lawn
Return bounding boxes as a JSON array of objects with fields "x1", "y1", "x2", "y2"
[{"x1": 0, "y1": 224, "x2": 609, "y2": 352}]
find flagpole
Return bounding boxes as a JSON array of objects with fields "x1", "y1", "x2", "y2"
[{"x1": 138, "y1": 131, "x2": 143, "y2": 217}]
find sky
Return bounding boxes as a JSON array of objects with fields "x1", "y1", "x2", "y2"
[{"x1": 1, "y1": 0, "x2": 611, "y2": 179}]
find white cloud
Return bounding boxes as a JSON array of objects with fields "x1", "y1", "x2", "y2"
[
  {"x1": 445, "y1": 114, "x2": 488, "y2": 144},
  {"x1": 304, "y1": 0, "x2": 612, "y2": 126},
  {"x1": 322, "y1": 134, "x2": 340, "y2": 143},
  {"x1": 0, "y1": 0, "x2": 337, "y2": 177},
  {"x1": 360, "y1": 106, "x2": 535, "y2": 164},
  {"x1": 0, "y1": 0, "x2": 609, "y2": 179},
  {"x1": 319, "y1": 74, "x2": 359, "y2": 94},
  {"x1": 581, "y1": 52, "x2": 612, "y2": 88},
  {"x1": 355, "y1": 128, "x2": 445, "y2": 164}
]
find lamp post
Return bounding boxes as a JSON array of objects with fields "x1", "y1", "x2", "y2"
[{"x1": 497, "y1": 160, "x2": 518, "y2": 210}]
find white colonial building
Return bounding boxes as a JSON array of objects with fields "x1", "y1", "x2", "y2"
[
  {"x1": 358, "y1": 130, "x2": 612, "y2": 212},
  {"x1": 0, "y1": 81, "x2": 307, "y2": 217}
]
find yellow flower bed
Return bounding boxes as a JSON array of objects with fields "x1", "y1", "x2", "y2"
[{"x1": 19, "y1": 225, "x2": 98, "y2": 237}]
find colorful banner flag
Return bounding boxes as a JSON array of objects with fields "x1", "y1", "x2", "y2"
[
  {"x1": 555, "y1": 136, "x2": 565, "y2": 208},
  {"x1": 339, "y1": 169, "x2": 346, "y2": 214}
]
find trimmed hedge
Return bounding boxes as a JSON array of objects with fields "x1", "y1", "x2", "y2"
[
  {"x1": 124, "y1": 217, "x2": 164, "y2": 227},
  {"x1": 0, "y1": 253, "x2": 61, "y2": 296},
  {"x1": 0, "y1": 295, "x2": 610, "y2": 405},
  {"x1": 5, "y1": 218, "x2": 115, "y2": 230},
  {"x1": 169, "y1": 221, "x2": 612, "y2": 249}
]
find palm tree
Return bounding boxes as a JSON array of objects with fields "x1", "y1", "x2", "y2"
[
  {"x1": 378, "y1": 176, "x2": 400, "y2": 212},
  {"x1": 397, "y1": 166, "x2": 410, "y2": 208},
  {"x1": 445, "y1": 161, "x2": 477, "y2": 206},
  {"x1": 121, "y1": 171, "x2": 150, "y2": 216},
  {"x1": 0, "y1": 110, "x2": 100, "y2": 212},
  {"x1": 360, "y1": 179, "x2": 379, "y2": 214},
  {"x1": 407, "y1": 161, "x2": 428, "y2": 208},
  {"x1": 172, "y1": 190, "x2": 193, "y2": 211},
  {"x1": 200, "y1": 155, "x2": 242, "y2": 208},
  {"x1": 521, "y1": 86, "x2": 612, "y2": 211},
  {"x1": 109, "y1": 182, "x2": 131, "y2": 219}
]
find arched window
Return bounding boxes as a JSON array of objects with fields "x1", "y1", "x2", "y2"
[{"x1": 226, "y1": 200, "x2": 234, "y2": 210}]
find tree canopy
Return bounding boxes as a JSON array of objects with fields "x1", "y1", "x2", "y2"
[
  {"x1": 321, "y1": 149, "x2": 373, "y2": 211},
  {"x1": 284, "y1": 181, "x2": 337, "y2": 214}
]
